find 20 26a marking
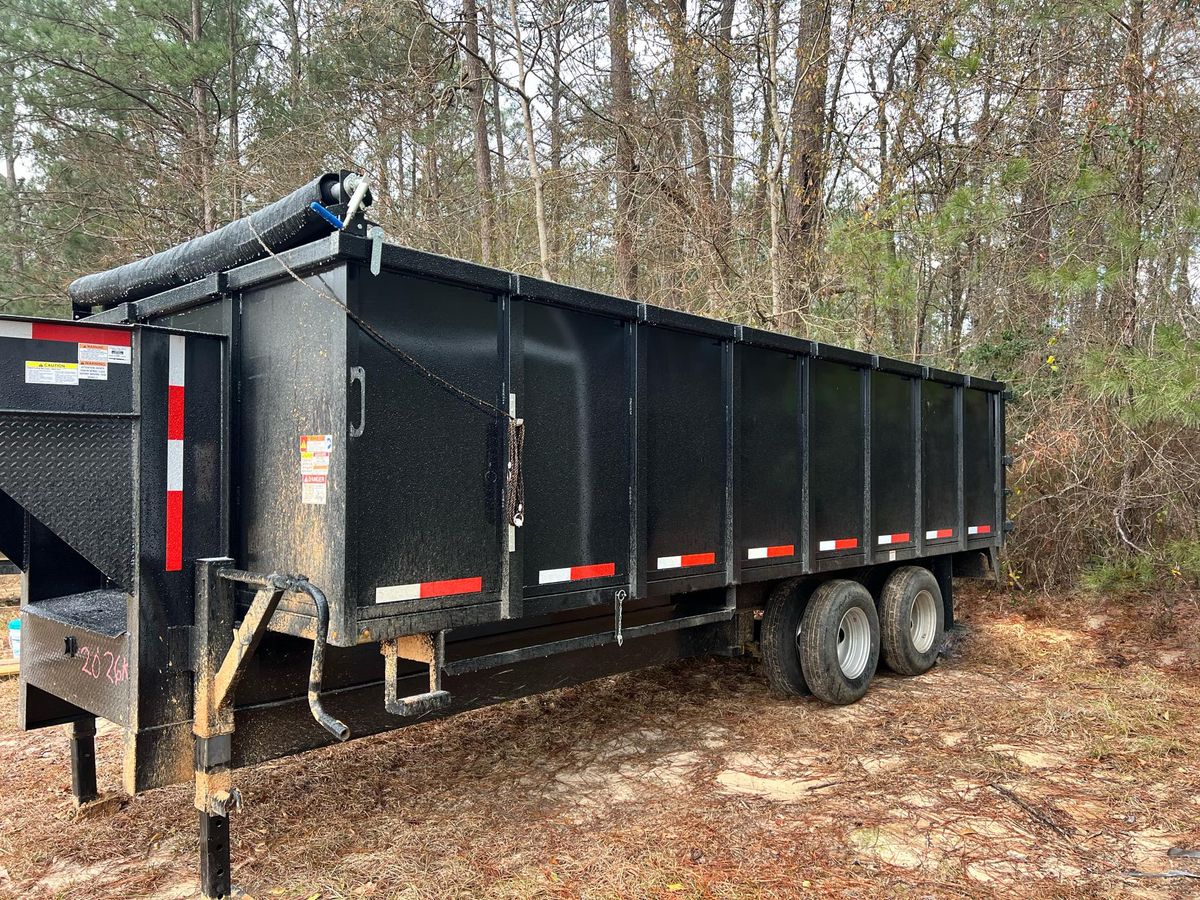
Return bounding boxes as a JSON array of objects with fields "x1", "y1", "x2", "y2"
[{"x1": 78, "y1": 646, "x2": 128, "y2": 685}]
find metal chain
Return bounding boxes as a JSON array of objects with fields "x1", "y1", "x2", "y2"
[{"x1": 247, "y1": 224, "x2": 525, "y2": 527}]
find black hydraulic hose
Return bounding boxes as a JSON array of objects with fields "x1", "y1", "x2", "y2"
[{"x1": 293, "y1": 579, "x2": 351, "y2": 742}]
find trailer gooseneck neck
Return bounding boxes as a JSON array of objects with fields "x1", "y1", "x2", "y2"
[{"x1": 2, "y1": 173, "x2": 1009, "y2": 898}]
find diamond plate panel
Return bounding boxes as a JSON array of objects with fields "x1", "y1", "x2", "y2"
[
  {"x1": 0, "y1": 414, "x2": 135, "y2": 586},
  {"x1": 21, "y1": 591, "x2": 132, "y2": 726}
]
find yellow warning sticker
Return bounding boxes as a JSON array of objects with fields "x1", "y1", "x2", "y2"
[{"x1": 25, "y1": 361, "x2": 79, "y2": 386}]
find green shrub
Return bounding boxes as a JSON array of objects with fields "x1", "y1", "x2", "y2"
[{"x1": 1081, "y1": 541, "x2": 1200, "y2": 592}]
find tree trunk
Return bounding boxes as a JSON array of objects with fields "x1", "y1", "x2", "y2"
[
  {"x1": 672, "y1": 0, "x2": 714, "y2": 212},
  {"x1": 749, "y1": 57, "x2": 772, "y2": 241},
  {"x1": 762, "y1": 0, "x2": 786, "y2": 322},
  {"x1": 227, "y1": 0, "x2": 240, "y2": 217},
  {"x1": 1015, "y1": 21, "x2": 1066, "y2": 333},
  {"x1": 1117, "y1": 0, "x2": 1146, "y2": 349},
  {"x1": 782, "y1": 0, "x2": 830, "y2": 320},
  {"x1": 549, "y1": 8, "x2": 563, "y2": 262},
  {"x1": 0, "y1": 68, "x2": 20, "y2": 273},
  {"x1": 715, "y1": 0, "x2": 735, "y2": 237},
  {"x1": 506, "y1": 0, "x2": 552, "y2": 280},
  {"x1": 283, "y1": 0, "x2": 302, "y2": 106},
  {"x1": 487, "y1": 5, "x2": 506, "y2": 192},
  {"x1": 609, "y1": 0, "x2": 637, "y2": 298},
  {"x1": 463, "y1": 0, "x2": 495, "y2": 264},
  {"x1": 193, "y1": 0, "x2": 213, "y2": 231}
]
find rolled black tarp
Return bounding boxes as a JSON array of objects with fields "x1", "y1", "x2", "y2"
[{"x1": 68, "y1": 173, "x2": 356, "y2": 308}]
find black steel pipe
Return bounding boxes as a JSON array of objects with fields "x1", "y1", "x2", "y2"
[
  {"x1": 69, "y1": 718, "x2": 99, "y2": 805},
  {"x1": 293, "y1": 579, "x2": 351, "y2": 742},
  {"x1": 216, "y1": 569, "x2": 349, "y2": 741}
]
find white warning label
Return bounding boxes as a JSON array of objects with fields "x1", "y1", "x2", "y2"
[
  {"x1": 107, "y1": 346, "x2": 131, "y2": 364},
  {"x1": 300, "y1": 434, "x2": 332, "y2": 505},
  {"x1": 25, "y1": 361, "x2": 79, "y2": 385},
  {"x1": 78, "y1": 343, "x2": 109, "y2": 380}
]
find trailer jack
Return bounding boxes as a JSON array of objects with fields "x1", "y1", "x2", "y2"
[
  {"x1": 193, "y1": 560, "x2": 350, "y2": 899},
  {"x1": 381, "y1": 633, "x2": 451, "y2": 717}
]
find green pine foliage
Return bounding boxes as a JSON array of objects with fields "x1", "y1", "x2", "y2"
[{"x1": 1085, "y1": 328, "x2": 1200, "y2": 429}]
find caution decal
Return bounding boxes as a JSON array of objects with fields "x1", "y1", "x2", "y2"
[
  {"x1": 301, "y1": 434, "x2": 333, "y2": 505},
  {"x1": 25, "y1": 360, "x2": 79, "y2": 385}
]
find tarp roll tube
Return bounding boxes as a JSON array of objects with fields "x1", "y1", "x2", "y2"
[{"x1": 68, "y1": 173, "x2": 361, "y2": 308}]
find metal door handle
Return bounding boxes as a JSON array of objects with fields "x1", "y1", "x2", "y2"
[{"x1": 349, "y1": 366, "x2": 366, "y2": 437}]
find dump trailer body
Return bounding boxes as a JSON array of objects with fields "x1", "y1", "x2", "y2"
[
  {"x1": 8, "y1": 228, "x2": 1004, "y2": 775},
  {"x1": 91, "y1": 234, "x2": 1005, "y2": 643},
  {"x1": 1, "y1": 174, "x2": 1007, "y2": 898}
]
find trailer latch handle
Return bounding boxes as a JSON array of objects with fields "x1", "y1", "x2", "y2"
[{"x1": 349, "y1": 367, "x2": 366, "y2": 438}]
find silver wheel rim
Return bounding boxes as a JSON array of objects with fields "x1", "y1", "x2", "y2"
[
  {"x1": 910, "y1": 589, "x2": 938, "y2": 654},
  {"x1": 837, "y1": 606, "x2": 871, "y2": 679}
]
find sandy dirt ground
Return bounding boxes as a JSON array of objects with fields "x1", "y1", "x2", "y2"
[{"x1": 0, "y1": 575, "x2": 1198, "y2": 899}]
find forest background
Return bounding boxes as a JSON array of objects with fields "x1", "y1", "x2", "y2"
[{"x1": 0, "y1": 0, "x2": 1197, "y2": 591}]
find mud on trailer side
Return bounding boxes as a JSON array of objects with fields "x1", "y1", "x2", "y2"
[{"x1": 0, "y1": 174, "x2": 1009, "y2": 898}]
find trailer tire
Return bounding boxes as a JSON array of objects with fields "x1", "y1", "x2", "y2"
[
  {"x1": 878, "y1": 566, "x2": 944, "y2": 675},
  {"x1": 760, "y1": 578, "x2": 810, "y2": 697},
  {"x1": 798, "y1": 580, "x2": 879, "y2": 705}
]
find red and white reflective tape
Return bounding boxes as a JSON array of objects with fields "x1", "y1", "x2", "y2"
[
  {"x1": 818, "y1": 538, "x2": 858, "y2": 552},
  {"x1": 165, "y1": 335, "x2": 185, "y2": 572},
  {"x1": 876, "y1": 532, "x2": 911, "y2": 546},
  {"x1": 376, "y1": 576, "x2": 483, "y2": 603},
  {"x1": 747, "y1": 544, "x2": 794, "y2": 560},
  {"x1": 538, "y1": 562, "x2": 616, "y2": 585},
  {"x1": 657, "y1": 552, "x2": 715, "y2": 570},
  {"x1": 967, "y1": 524, "x2": 992, "y2": 536},
  {"x1": 0, "y1": 320, "x2": 131, "y2": 347},
  {"x1": 925, "y1": 528, "x2": 954, "y2": 540}
]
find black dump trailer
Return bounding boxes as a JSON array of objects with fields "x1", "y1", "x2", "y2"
[{"x1": 1, "y1": 173, "x2": 1008, "y2": 897}]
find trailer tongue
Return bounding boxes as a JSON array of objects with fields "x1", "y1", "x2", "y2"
[{"x1": 2, "y1": 173, "x2": 1008, "y2": 898}]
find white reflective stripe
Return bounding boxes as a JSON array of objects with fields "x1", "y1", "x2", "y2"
[
  {"x1": 0, "y1": 321, "x2": 33, "y2": 340},
  {"x1": 657, "y1": 556, "x2": 682, "y2": 570},
  {"x1": 376, "y1": 584, "x2": 421, "y2": 603},
  {"x1": 747, "y1": 547, "x2": 769, "y2": 560},
  {"x1": 877, "y1": 535, "x2": 893, "y2": 545},
  {"x1": 817, "y1": 540, "x2": 834, "y2": 551},
  {"x1": 166, "y1": 440, "x2": 184, "y2": 491},
  {"x1": 168, "y1": 334, "x2": 186, "y2": 386},
  {"x1": 538, "y1": 567, "x2": 571, "y2": 585},
  {"x1": 968, "y1": 525, "x2": 989, "y2": 535}
]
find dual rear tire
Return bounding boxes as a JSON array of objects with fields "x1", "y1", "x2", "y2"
[{"x1": 761, "y1": 567, "x2": 944, "y2": 705}]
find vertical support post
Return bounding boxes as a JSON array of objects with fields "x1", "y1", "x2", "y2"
[
  {"x1": 799, "y1": 353, "x2": 811, "y2": 573},
  {"x1": 199, "y1": 809, "x2": 231, "y2": 899},
  {"x1": 723, "y1": 338, "x2": 736, "y2": 589},
  {"x1": 631, "y1": 315, "x2": 648, "y2": 601},
  {"x1": 955, "y1": 383, "x2": 966, "y2": 552},
  {"x1": 933, "y1": 553, "x2": 954, "y2": 629},
  {"x1": 195, "y1": 557, "x2": 236, "y2": 900},
  {"x1": 862, "y1": 363, "x2": 873, "y2": 566},
  {"x1": 500, "y1": 290, "x2": 524, "y2": 620},
  {"x1": 69, "y1": 716, "x2": 99, "y2": 806},
  {"x1": 915, "y1": 375, "x2": 925, "y2": 558}
]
